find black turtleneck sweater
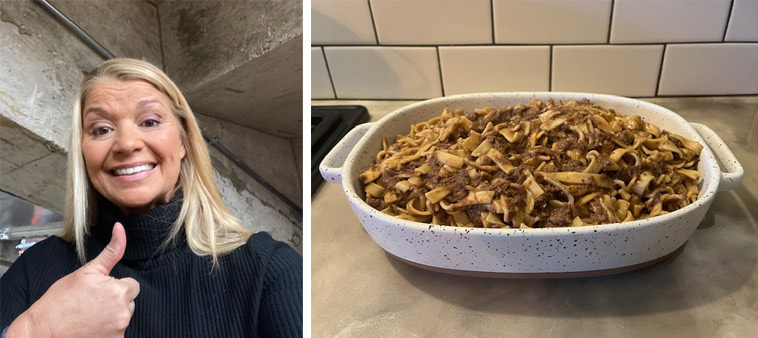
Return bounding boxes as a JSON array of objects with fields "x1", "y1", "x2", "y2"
[{"x1": 0, "y1": 192, "x2": 302, "y2": 337}]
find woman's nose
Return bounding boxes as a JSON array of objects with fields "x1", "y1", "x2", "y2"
[{"x1": 112, "y1": 126, "x2": 144, "y2": 154}]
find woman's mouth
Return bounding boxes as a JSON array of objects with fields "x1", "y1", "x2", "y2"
[{"x1": 111, "y1": 163, "x2": 156, "y2": 176}]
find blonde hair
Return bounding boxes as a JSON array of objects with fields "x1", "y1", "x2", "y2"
[{"x1": 60, "y1": 58, "x2": 252, "y2": 268}]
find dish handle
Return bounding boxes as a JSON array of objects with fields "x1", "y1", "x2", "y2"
[
  {"x1": 690, "y1": 122, "x2": 744, "y2": 192},
  {"x1": 320, "y1": 122, "x2": 374, "y2": 183}
]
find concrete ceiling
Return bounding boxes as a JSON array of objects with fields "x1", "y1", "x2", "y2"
[
  {"x1": 183, "y1": 36, "x2": 303, "y2": 139},
  {"x1": 157, "y1": 0, "x2": 303, "y2": 140}
]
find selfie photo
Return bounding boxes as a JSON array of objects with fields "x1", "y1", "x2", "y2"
[{"x1": 1, "y1": 1, "x2": 302, "y2": 337}]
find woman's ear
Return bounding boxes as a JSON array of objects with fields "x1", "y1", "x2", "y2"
[{"x1": 180, "y1": 142, "x2": 187, "y2": 159}]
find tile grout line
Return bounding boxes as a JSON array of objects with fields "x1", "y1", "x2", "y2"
[
  {"x1": 367, "y1": 0, "x2": 380, "y2": 45},
  {"x1": 654, "y1": 44, "x2": 666, "y2": 97},
  {"x1": 437, "y1": 46, "x2": 445, "y2": 97},
  {"x1": 321, "y1": 47, "x2": 339, "y2": 99},
  {"x1": 607, "y1": 0, "x2": 615, "y2": 44},
  {"x1": 722, "y1": 0, "x2": 735, "y2": 42},
  {"x1": 308, "y1": 41, "x2": 757, "y2": 48},
  {"x1": 490, "y1": 0, "x2": 495, "y2": 44},
  {"x1": 548, "y1": 45, "x2": 553, "y2": 91}
]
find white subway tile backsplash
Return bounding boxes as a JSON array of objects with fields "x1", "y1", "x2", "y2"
[
  {"x1": 312, "y1": 0, "x2": 377, "y2": 45},
  {"x1": 312, "y1": 48, "x2": 335, "y2": 99},
  {"x1": 725, "y1": 0, "x2": 758, "y2": 42},
  {"x1": 658, "y1": 44, "x2": 758, "y2": 96},
  {"x1": 552, "y1": 45, "x2": 663, "y2": 97},
  {"x1": 439, "y1": 46, "x2": 550, "y2": 95},
  {"x1": 493, "y1": 0, "x2": 611, "y2": 44},
  {"x1": 370, "y1": 0, "x2": 491, "y2": 45},
  {"x1": 324, "y1": 47, "x2": 442, "y2": 99},
  {"x1": 312, "y1": 0, "x2": 753, "y2": 97},
  {"x1": 611, "y1": 0, "x2": 731, "y2": 43}
]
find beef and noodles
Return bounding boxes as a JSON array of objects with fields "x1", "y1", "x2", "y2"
[{"x1": 361, "y1": 99, "x2": 703, "y2": 229}]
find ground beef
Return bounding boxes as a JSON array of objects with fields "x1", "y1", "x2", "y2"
[
  {"x1": 366, "y1": 196, "x2": 386, "y2": 210},
  {"x1": 562, "y1": 160, "x2": 586, "y2": 172},
  {"x1": 589, "y1": 200, "x2": 610, "y2": 223},
  {"x1": 611, "y1": 165, "x2": 639, "y2": 183},
  {"x1": 546, "y1": 205, "x2": 572, "y2": 227},
  {"x1": 440, "y1": 170, "x2": 470, "y2": 201}
]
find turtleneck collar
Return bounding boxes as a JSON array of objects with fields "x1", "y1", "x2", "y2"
[{"x1": 89, "y1": 189, "x2": 186, "y2": 264}]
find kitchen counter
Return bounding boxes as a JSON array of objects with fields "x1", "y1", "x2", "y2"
[{"x1": 311, "y1": 96, "x2": 758, "y2": 338}]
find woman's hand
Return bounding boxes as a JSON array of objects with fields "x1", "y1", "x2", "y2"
[{"x1": 6, "y1": 223, "x2": 140, "y2": 338}]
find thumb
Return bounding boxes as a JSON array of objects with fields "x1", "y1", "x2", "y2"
[{"x1": 87, "y1": 222, "x2": 126, "y2": 275}]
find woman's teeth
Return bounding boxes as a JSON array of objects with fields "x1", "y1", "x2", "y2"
[{"x1": 113, "y1": 164, "x2": 154, "y2": 176}]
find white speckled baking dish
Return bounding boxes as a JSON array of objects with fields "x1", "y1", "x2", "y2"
[{"x1": 320, "y1": 93, "x2": 744, "y2": 277}]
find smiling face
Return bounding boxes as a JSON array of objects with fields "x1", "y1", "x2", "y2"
[{"x1": 81, "y1": 79, "x2": 186, "y2": 214}]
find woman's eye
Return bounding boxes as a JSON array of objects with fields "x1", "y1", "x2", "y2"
[
  {"x1": 143, "y1": 119, "x2": 161, "y2": 128},
  {"x1": 91, "y1": 126, "x2": 111, "y2": 136}
]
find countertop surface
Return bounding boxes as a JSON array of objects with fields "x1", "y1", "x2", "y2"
[{"x1": 311, "y1": 96, "x2": 758, "y2": 338}]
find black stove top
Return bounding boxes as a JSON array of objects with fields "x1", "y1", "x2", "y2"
[{"x1": 311, "y1": 105, "x2": 369, "y2": 194}]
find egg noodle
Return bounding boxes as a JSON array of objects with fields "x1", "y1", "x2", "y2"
[{"x1": 361, "y1": 99, "x2": 703, "y2": 228}]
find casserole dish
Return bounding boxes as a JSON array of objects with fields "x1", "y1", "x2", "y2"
[{"x1": 320, "y1": 93, "x2": 744, "y2": 277}]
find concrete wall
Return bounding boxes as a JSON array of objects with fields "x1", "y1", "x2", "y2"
[
  {"x1": 293, "y1": 136, "x2": 302, "y2": 184},
  {"x1": 176, "y1": 36, "x2": 303, "y2": 139},
  {"x1": 157, "y1": 0, "x2": 304, "y2": 210},
  {"x1": 196, "y1": 113, "x2": 302, "y2": 208},
  {"x1": 0, "y1": 1, "x2": 301, "y2": 252},
  {"x1": 197, "y1": 112, "x2": 302, "y2": 250},
  {"x1": 158, "y1": 0, "x2": 302, "y2": 94},
  {"x1": 208, "y1": 135, "x2": 302, "y2": 251}
]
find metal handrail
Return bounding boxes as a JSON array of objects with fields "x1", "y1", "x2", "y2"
[
  {"x1": 34, "y1": 0, "x2": 115, "y2": 59},
  {"x1": 0, "y1": 223, "x2": 63, "y2": 241}
]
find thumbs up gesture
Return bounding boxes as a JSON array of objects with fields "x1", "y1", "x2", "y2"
[{"x1": 7, "y1": 223, "x2": 140, "y2": 338}]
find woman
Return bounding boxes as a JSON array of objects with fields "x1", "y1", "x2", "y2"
[{"x1": 0, "y1": 59, "x2": 302, "y2": 337}]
